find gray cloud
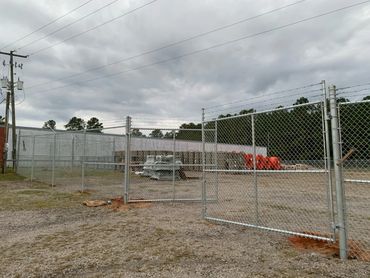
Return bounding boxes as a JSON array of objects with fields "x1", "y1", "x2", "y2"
[{"x1": 1, "y1": 0, "x2": 369, "y2": 129}]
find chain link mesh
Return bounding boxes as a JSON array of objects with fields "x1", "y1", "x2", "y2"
[
  {"x1": 12, "y1": 95, "x2": 370, "y2": 261},
  {"x1": 16, "y1": 127, "x2": 126, "y2": 199},
  {"x1": 339, "y1": 100, "x2": 370, "y2": 261},
  {"x1": 204, "y1": 102, "x2": 334, "y2": 240}
]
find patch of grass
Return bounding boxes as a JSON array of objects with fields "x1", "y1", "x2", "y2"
[
  {"x1": 0, "y1": 186, "x2": 87, "y2": 211},
  {"x1": 16, "y1": 189, "x2": 49, "y2": 195},
  {"x1": 0, "y1": 170, "x2": 26, "y2": 181}
]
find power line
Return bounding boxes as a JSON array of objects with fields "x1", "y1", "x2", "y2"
[
  {"x1": 205, "y1": 83, "x2": 320, "y2": 110},
  {"x1": 205, "y1": 91, "x2": 324, "y2": 117},
  {"x1": 28, "y1": 0, "x2": 370, "y2": 94},
  {"x1": 27, "y1": 0, "x2": 160, "y2": 55},
  {"x1": 0, "y1": 0, "x2": 95, "y2": 51},
  {"x1": 336, "y1": 87, "x2": 370, "y2": 96},
  {"x1": 17, "y1": 0, "x2": 121, "y2": 51},
  {"x1": 26, "y1": 0, "x2": 307, "y2": 89},
  {"x1": 336, "y1": 81, "x2": 370, "y2": 91}
]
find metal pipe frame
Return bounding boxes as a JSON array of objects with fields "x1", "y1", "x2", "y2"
[
  {"x1": 124, "y1": 116, "x2": 131, "y2": 204},
  {"x1": 128, "y1": 198, "x2": 218, "y2": 203},
  {"x1": 71, "y1": 135, "x2": 75, "y2": 171},
  {"x1": 205, "y1": 217, "x2": 335, "y2": 242},
  {"x1": 81, "y1": 129, "x2": 87, "y2": 192},
  {"x1": 130, "y1": 127, "x2": 215, "y2": 131},
  {"x1": 321, "y1": 80, "x2": 336, "y2": 239},
  {"x1": 214, "y1": 121, "x2": 219, "y2": 201},
  {"x1": 31, "y1": 135, "x2": 35, "y2": 182},
  {"x1": 81, "y1": 162, "x2": 217, "y2": 167},
  {"x1": 339, "y1": 99, "x2": 370, "y2": 106},
  {"x1": 172, "y1": 130, "x2": 176, "y2": 201},
  {"x1": 201, "y1": 108, "x2": 207, "y2": 218},
  {"x1": 204, "y1": 169, "x2": 329, "y2": 173},
  {"x1": 344, "y1": 179, "x2": 370, "y2": 184},
  {"x1": 329, "y1": 85, "x2": 348, "y2": 260},
  {"x1": 15, "y1": 129, "x2": 21, "y2": 172},
  {"x1": 51, "y1": 133, "x2": 56, "y2": 187},
  {"x1": 251, "y1": 114, "x2": 259, "y2": 225},
  {"x1": 131, "y1": 163, "x2": 216, "y2": 167},
  {"x1": 84, "y1": 162, "x2": 126, "y2": 166}
]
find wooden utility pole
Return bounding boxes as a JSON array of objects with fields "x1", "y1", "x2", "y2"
[{"x1": 0, "y1": 50, "x2": 28, "y2": 172}]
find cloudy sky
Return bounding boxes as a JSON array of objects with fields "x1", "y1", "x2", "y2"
[{"x1": 0, "y1": 0, "x2": 369, "y2": 129}]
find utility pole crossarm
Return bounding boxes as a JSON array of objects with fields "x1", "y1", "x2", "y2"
[{"x1": 0, "y1": 51, "x2": 28, "y2": 58}]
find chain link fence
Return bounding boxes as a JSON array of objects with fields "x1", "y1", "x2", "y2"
[
  {"x1": 203, "y1": 101, "x2": 335, "y2": 241},
  {"x1": 16, "y1": 126, "x2": 126, "y2": 199},
  {"x1": 10, "y1": 81, "x2": 370, "y2": 261},
  {"x1": 338, "y1": 99, "x2": 370, "y2": 261}
]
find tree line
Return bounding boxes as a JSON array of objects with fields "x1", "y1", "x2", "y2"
[
  {"x1": 130, "y1": 96, "x2": 369, "y2": 161},
  {"x1": 42, "y1": 117, "x2": 103, "y2": 133},
  {"x1": 210, "y1": 95, "x2": 370, "y2": 161}
]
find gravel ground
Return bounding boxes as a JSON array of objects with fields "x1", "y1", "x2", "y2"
[{"x1": 0, "y1": 181, "x2": 369, "y2": 277}]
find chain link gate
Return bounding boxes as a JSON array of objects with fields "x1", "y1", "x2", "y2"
[
  {"x1": 202, "y1": 100, "x2": 336, "y2": 242},
  {"x1": 338, "y1": 99, "x2": 370, "y2": 261}
]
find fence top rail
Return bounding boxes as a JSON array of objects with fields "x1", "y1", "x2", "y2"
[
  {"x1": 130, "y1": 127, "x2": 214, "y2": 131},
  {"x1": 203, "y1": 100, "x2": 323, "y2": 123},
  {"x1": 204, "y1": 169, "x2": 328, "y2": 173},
  {"x1": 13, "y1": 125, "x2": 127, "y2": 138},
  {"x1": 338, "y1": 99, "x2": 370, "y2": 106}
]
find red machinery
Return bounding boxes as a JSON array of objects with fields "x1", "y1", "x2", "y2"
[
  {"x1": 244, "y1": 154, "x2": 253, "y2": 169},
  {"x1": 243, "y1": 153, "x2": 282, "y2": 170},
  {"x1": 269, "y1": 156, "x2": 282, "y2": 170}
]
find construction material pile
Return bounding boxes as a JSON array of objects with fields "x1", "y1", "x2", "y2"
[{"x1": 141, "y1": 155, "x2": 183, "y2": 180}]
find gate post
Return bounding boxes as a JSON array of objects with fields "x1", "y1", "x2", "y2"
[
  {"x1": 201, "y1": 108, "x2": 206, "y2": 218},
  {"x1": 15, "y1": 129, "x2": 21, "y2": 172},
  {"x1": 124, "y1": 116, "x2": 131, "y2": 204},
  {"x1": 71, "y1": 135, "x2": 75, "y2": 171},
  {"x1": 329, "y1": 85, "x2": 348, "y2": 260},
  {"x1": 52, "y1": 133, "x2": 56, "y2": 187},
  {"x1": 322, "y1": 80, "x2": 335, "y2": 238},
  {"x1": 214, "y1": 120, "x2": 219, "y2": 201},
  {"x1": 172, "y1": 130, "x2": 176, "y2": 201},
  {"x1": 251, "y1": 113, "x2": 259, "y2": 225},
  {"x1": 31, "y1": 135, "x2": 35, "y2": 182},
  {"x1": 81, "y1": 129, "x2": 87, "y2": 192}
]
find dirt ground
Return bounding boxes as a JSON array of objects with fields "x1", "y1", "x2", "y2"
[{"x1": 1, "y1": 179, "x2": 370, "y2": 278}]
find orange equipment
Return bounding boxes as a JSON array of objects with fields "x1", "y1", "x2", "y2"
[{"x1": 243, "y1": 153, "x2": 282, "y2": 170}]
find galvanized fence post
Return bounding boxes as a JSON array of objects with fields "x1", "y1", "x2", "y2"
[
  {"x1": 81, "y1": 129, "x2": 87, "y2": 192},
  {"x1": 71, "y1": 135, "x2": 75, "y2": 171},
  {"x1": 214, "y1": 120, "x2": 219, "y2": 201},
  {"x1": 172, "y1": 130, "x2": 176, "y2": 201},
  {"x1": 329, "y1": 85, "x2": 348, "y2": 260},
  {"x1": 15, "y1": 129, "x2": 21, "y2": 172},
  {"x1": 124, "y1": 116, "x2": 131, "y2": 204},
  {"x1": 251, "y1": 113, "x2": 259, "y2": 225},
  {"x1": 112, "y1": 137, "x2": 116, "y2": 164},
  {"x1": 51, "y1": 133, "x2": 56, "y2": 187},
  {"x1": 31, "y1": 135, "x2": 35, "y2": 182},
  {"x1": 201, "y1": 108, "x2": 206, "y2": 218},
  {"x1": 321, "y1": 80, "x2": 336, "y2": 238}
]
